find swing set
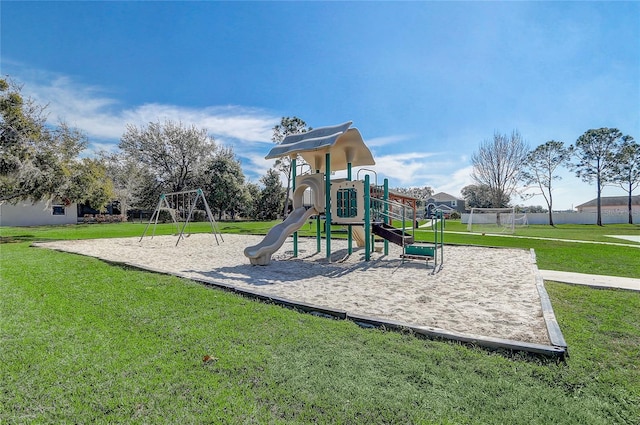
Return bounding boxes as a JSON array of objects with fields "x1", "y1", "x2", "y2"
[{"x1": 140, "y1": 188, "x2": 223, "y2": 246}]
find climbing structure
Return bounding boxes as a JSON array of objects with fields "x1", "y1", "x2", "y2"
[
  {"x1": 244, "y1": 122, "x2": 375, "y2": 265},
  {"x1": 244, "y1": 121, "x2": 443, "y2": 272}
]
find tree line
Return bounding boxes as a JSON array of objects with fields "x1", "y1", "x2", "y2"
[
  {"x1": 463, "y1": 128, "x2": 638, "y2": 225},
  {"x1": 0, "y1": 77, "x2": 299, "y2": 221},
  {"x1": 2, "y1": 77, "x2": 637, "y2": 226}
]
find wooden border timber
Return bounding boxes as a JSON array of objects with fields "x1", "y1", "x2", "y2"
[{"x1": 530, "y1": 249, "x2": 569, "y2": 352}]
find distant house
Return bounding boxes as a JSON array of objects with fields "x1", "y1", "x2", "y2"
[
  {"x1": 575, "y1": 195, "x2": 640, "y2": 214},
  {"x1": 425, "y1": 192, "x2": 465, "y2": 217},
  {"x1": 0, "y1": 199, "x2": 78, "y2": 227}
]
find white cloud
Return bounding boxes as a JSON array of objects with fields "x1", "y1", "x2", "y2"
[
  {"x1": 19, "y1": 73, "x2": 279, "y2": 146},
  {"x1": 122, "y1": 104, "x2": 277, "y2": 143},
  {"x1": 431, "y1": 166, "x2": 474, "y2": 197},
  {"x1": 18, "y1": 69, "x2": 471, "y2": 191},
  {"x1": 365, "y1": 134, "x2": 415, "y2": 147},
  {"x1": 14, "y1": 68, "x2": 619, "y2": 210},
  {"x1": 368, "y1": 152, "x2": 439, "y2": 185},
  {"x1": 241, "y1": 152, "x2": 280, "y2": 183}
]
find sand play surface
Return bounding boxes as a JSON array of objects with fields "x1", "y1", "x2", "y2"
[{"x1": 35, "y1": 234, "x2": 551, "y2": 345}]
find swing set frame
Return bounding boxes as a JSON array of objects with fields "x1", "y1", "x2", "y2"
[{"x1": 139, "y1": 188, "x2": 223, "y2": 246}]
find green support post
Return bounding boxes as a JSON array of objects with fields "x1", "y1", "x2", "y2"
[
  {"x1": 364, "y1": 174, "x2": 371, "y2": 261},
  {"x1": 383, "y1": 178, "x2": 389, "y2": 255},
  {"x1": 439, "y1": 210, "x2": 444, "y2": 266},
  {"x1": 347, "y1": 162, "x2": 352, "y2": 255},
  {"x1": 292, "y1": 157, "x2": 298, "y2": 257},
  {"x1": 316, "y1": 169, "x2": 321, "y2": 253},
  {"x1": 325, "y1": 152, "x2": 331, "y2": 260},
  {"x1": 434, "y1": 210, "x2": 438, "y2": 267}
]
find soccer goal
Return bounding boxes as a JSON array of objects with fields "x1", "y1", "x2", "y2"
[{"x1": 466, "y1": 207, "x2": 528, "y2": 234}]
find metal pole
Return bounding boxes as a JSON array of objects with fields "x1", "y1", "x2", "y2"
[
  {"x1": 437, "y1": 210, "x2": 441, "y2": 269},
  {"x1": 439, "y1": 211, "x2": 442, "y2": 268},
  {"x1": 177, "y1": 192, "x2": 198, "y2": 246},
  {"x1": 325, "y1": 152, "x2": 331, "y2": 261},
  {"x1": 171, "y1": 194, "x2": 180, "y2": 235},
  {"x1": 364, "y1": 174, "x2": 371, "y2": 261},
  {"x1": 347, "y1": 162, "x2": 353, "y2": 255},
  {"x1": 199, "y1": 189, "x2": 222, "y2": 244},
  {"x1": 384, "y1": 178, "x2": 389, "y2": 255},
  {"x1": 140, "y1": 196, "x2": 164, "y2": 242},
  {"x1": 291, "y1": 156, "x2": 298, "y2": 257}
]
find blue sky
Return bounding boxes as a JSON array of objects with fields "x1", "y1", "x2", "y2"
[{"x1": 2, "y1": 1, "x2": 638, "y2": 210}]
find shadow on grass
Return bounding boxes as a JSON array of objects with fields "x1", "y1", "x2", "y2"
[
  {"x1": 0, "y1": 235, "x2": 37, "y2": 243},
  {"x1": 219, "y1": 225, "x2": 272, "y2": 234}
]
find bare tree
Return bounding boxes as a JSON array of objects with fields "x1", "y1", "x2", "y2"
[
  {"x1": 521, "y1": 140, "x2": 572, "y2": 226},
  {"x1": 610, "y1": 136, "x2": 639, "y2": 224},
  {"x1": 471, "y1": 130, "x2": 529, "y2": 208},
  {"x1": 392, "y1": 186, "x2": 434, "y2": 200},
  {"x1": 461, "y1": 184, "x2": 500, "y2": 209},
  {"x1": 119, "y1": 120, "x2": 216, "y2": 196},
  {"x1": 572, "y1": 128, "x2": 625, "y2": 226},
  {"x1": 97, "y1": 151, "x2": 150, "y2": 217},
  {"x1": 271, "y1": 117, "x2": 311, "y2": 217}
]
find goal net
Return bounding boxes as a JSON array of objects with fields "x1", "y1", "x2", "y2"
[{"x1": 466, "y1": 207, "x2": 528, "y2": 234}]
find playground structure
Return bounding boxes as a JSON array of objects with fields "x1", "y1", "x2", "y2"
[
  {"x1": 140, "y1": 188, "x2": 223, "y2": 246},
  {"x1": 243, "y1": 122, "x2": 444, "y2": 271}
]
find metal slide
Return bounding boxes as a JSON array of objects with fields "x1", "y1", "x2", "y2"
[
  {"x1": 371, "y1": 222, "x2": 414, "y2": 246},
  {"x1": 244, "y1": 175, "x2": 324, "y2": 265}
]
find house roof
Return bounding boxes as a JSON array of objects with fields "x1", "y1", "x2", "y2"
[
  {"x1": 428, "y1": 192, "x2": 462, "y2": 202},
  {"x1": 388, "y1": 189, "x2": 418, "y2": 202},
  {"x1": 576, "y1": 195, "x2": 640, "y2": 208},
  {"x1": 432, "y1": 204, "x2": 455, "y2": 212}
]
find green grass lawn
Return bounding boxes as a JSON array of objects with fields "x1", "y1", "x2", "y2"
[
  {"x1": 1, "y1": 222, "x2": 639, "y2": 423},
  {"x1": 420, "y1": 232, "x2": 639, "y2": 278},
  {"x1": 440, "y1": 220, "x2": 640, "y2": 243},
  {"x1": 412, "y1": 220, "x2": 639, "y2": 278},
  {"x1": 4, "y1": 219, "x2": 637, "y2": 277}
]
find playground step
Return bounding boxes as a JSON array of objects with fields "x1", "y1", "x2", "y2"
[
  {"x1": 405, "y1": 244, "x2": 435, "y2": 257},
  {"x1": 372, "y1": 223, "x2": 414, "y2": 246}
]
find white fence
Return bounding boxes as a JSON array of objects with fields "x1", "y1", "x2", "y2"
[{"x1": 462, "y1": 211, "x2": 640, "y2": 225}]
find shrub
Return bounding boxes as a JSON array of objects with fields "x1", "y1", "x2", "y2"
[
  {"x1": 192, "y1": 210, "x2": 207, "y2": 222},
  {"x1": 158, "y1": 210, "x2": 173, "y2": 223}
]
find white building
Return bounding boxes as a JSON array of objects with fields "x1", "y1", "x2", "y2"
[
  {"x1": 575, "y1": 195, "x2": 640, "y2": 214},
  {"x1": 0, "y1": 199, "x2": 78, "y2": 227}
]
